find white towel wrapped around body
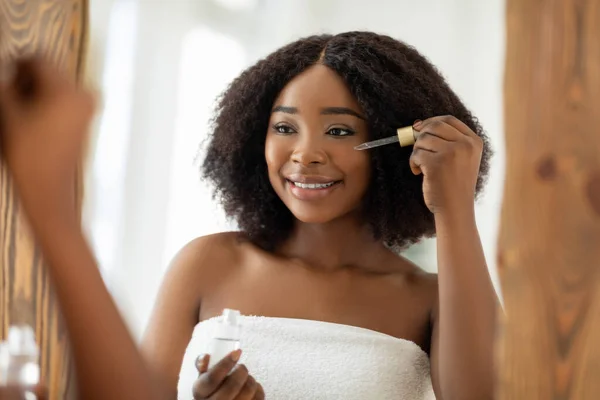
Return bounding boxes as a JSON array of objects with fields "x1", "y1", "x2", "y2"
[{"x1": 177, "y1": 316, "x2": 436, "y2": 400}]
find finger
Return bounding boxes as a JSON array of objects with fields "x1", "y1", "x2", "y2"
[
  {"x1": 253, "y1": 383, "x2": 265, "y2": 400},
  {"x1": 196, "y1": 354, "x2": 210, "y2": 375},
  {"x1": 234, "y1": 375, "x2": 258, "y2": 400},
  {"x1": 212, "y1": 364, "x2": 249, "y2": 400},
  {"x1": 409, "y1": 147, "x2": 434, "y2": 176},
  {"x1": 414, "y1": 117, "x2": 463, "y2": 142},
  {"x1": 209, "y1": 349, "x2": 241, "y2": 378},
  {"x1": 193, "y1": 350, "x2": 242, "y2": 398},
  {"x1": 436, "y1": 115, "x2": 479, "y2": 139},
  {"x1": 413, "y1": 132, "x2": 446, "y2": 153}
]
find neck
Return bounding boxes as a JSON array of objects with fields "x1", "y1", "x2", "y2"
[{"x1": 276, "y1": 214, "x2": 390, "y2": 272}]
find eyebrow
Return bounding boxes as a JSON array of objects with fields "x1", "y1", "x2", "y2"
[{"x1": 271, "y1": 105, "x2": 365, "y2": 120}]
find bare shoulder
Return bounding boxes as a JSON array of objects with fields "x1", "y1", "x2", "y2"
[
  {"x1": 172, "y1": 231, "x2": 245, "y2": 264},
  {"x1": 151, "y1": 231, "x2": 250, "y2": 317},
  {"x1": 417, "y1": 270, "x2": 439, "y2": 289},
  {"x1": 166, "y1": 231, "x2": 248, "y2": 287},
  {"x1": 391, "y1": 254, "x2": 439, "y2": 291},
  {"x1": 386, "y1": 254, "x2": 439, "y2": 312},
  {"x1": 391, "y1": 256, "x2": 439, "y2": 314}
]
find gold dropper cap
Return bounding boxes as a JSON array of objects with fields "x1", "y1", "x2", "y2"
[{"x1": 397, "y1": 126, "x2": 417, "y2": 147}]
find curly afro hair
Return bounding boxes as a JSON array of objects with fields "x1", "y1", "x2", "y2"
[{"x1": 202, "y1": 31, "x2": 491, "y2": 251}]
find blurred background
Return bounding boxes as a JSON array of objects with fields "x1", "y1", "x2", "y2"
[{"x1": 83, "y1": 0, "x2": 505, "y2": 338}]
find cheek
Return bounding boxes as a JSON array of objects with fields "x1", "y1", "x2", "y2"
[
  {"x1": 353, "y1": 158, "x2": 372, "y2": 194},
  {"x1": 339, "y1": 150, "x2": 371, "y2": 186},
  {"x1": 264, "y1": 136, "x2": 286, "y2": 177}
]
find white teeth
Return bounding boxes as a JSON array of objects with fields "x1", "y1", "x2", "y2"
[{"x1": 292, "y1": 181, "x2": 336, "y2": 189}]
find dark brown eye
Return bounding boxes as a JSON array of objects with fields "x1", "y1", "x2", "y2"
[
  {"x1": 273, "y1": 124, "x2": 295, "y2": 135},
  {"x1": 328, "y1": 127, "x2": 355, "y2": 137}
]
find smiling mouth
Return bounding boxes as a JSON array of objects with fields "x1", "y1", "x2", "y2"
[{"x1": 288, "y1": 180, "x2": 340, "y2": 190}]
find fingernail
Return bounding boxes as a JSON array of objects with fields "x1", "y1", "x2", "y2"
[
  {"x1": 413, "y1": 119, "x2": 423, "y2": 129},
  {"x1": 230, "y1": 349, "x2": 242, "y2": 362}
]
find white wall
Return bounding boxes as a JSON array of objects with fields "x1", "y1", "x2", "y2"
[{"x1": 86, "y1": 0, "x2": 505, "y2": 337}]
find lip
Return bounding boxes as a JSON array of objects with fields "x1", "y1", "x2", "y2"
[
  {"x1": 285, "y1": 174, "x2": 341, "y2": 184},
  {"x1": 285, "y1": 175, "x2": 343, "y2": 201}
]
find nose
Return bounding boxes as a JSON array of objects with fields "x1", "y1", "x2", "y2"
[{"x1": 290, "y1": 137, "x2": 327, "y2": 166}]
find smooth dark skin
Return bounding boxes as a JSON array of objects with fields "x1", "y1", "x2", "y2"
[{"x1": 143, "y1": 65, "x2": 498, "y2": 400}]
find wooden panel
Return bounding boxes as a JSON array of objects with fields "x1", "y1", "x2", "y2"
[
  {"x1": 498, "y1": 0, "x2": 600, "y2": 398},
  {"x1": 0, "y1": 1, "x2": 88, "y2": 399}
]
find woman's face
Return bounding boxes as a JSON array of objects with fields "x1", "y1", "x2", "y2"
[{"x1": 265, "y1": 64, "x2": 371, "y2": 224}]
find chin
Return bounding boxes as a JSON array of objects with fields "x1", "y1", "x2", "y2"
[{"x1": 288, "y1": 205, "x2": 345, "y2": 225}]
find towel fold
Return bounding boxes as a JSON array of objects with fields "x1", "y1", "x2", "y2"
[{"x1": 177, "y1": 316, "x2": 436, "y2": 399}]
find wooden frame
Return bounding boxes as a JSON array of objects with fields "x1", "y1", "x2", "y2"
[{"x1": 498, "y1": 0, "x2": 600, "y2": 398}]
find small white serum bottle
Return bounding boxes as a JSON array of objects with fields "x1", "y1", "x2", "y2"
[
  {"x1": 207, "y1": 309, "x2": 242, "y2": 370},
  {"x1": 0, "y1": 324, "x2": 40, "y2": 386}
]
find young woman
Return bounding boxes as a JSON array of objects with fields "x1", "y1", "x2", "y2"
[
  {"x1": 1, "y1": 31, "x2": 497, "y2": 400},
  {"x1": 142, "y1": 31, "x2": 498, "y2": 400}
]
